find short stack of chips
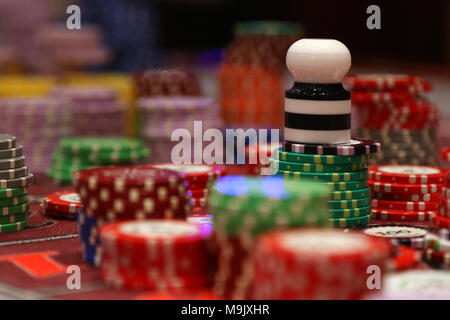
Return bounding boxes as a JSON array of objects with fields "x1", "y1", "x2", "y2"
[
  {"x1": 271, "y1": 39, "x2": 381, "y2": 228},
  {"x1": 73, "y1": 165, "x2": 190, "y2": 266},
  {"x1": 219, "y1": 21, "x2": 303, "y2": 127},
  {"x1": 0, "y1": 97, "x2": 72, "y2": 174},
  {"x1": 42, "y1": 191, "x2": 82, "y2": 220},
  {"x1": 50, "y1": 86, "x2": 126, "y2": 137},
  {"x1": 369, "y1": 165, "x2": 446, "y2": 225},
  {"x1": 345, "y1": 74, "x2": 439, "y2": 166},
  {"x1": 250, "y1": 229, "x2": 391, "y2": 299},
  {"x1": 137, "y1": 97, "x2": 222, "y2": 163},
  {"x1": 152, "y1": 164, "x2": 225, "y2": 216},
  {"x1": 210, "y1": 175, "x2": 330, "y2": 299},
  {"x1": 423, "y1": 229, "x2": 450, "y2": 269},
  {"x1": 0, "y1": 134, "x2": 33, "y2": 233},
  {"x1": 48, "y1": 137, "x2": 149, "y2": 185},
  {"x1": 100, "y1": 220, "x2": 211, "y2": 290}
]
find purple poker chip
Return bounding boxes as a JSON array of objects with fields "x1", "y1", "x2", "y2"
[{"x1": 282, "y1": 138, "x2": 381, "y2": 156}]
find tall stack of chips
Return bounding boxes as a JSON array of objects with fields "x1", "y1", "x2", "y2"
[
  {"x1": 345, "y1": 74, "x2": 439, "y2": 165},
  {"x1": 73, "y1": 166, "x2": 190, "y2": 266},
  {"x1": 271, "y1": 39, "x2": 380, "y2": 228},
  {"x1": 50, "y1": 86, "x2": 127, "y2": 137},
  {"x1": 48, "y1": 137, "x2": 149, "y2": 185},
  {"x1": 368, "y1": 165, "x2": 446, "y2": 225},
  {"x1": 0, "y1": 134, "x2": 33, "y2": 233},
  {"x1": 137, "y1": 97, "x2": 222, "y2": 163},
  {"x1": 0, "y1": 97, "x2": 72, "y2": 174},
  {"x1": 210, "y1": 175, "x2": 330, "y2": 299},
  {"x1": 219, "y1": 21, "x2": 303, "y2": 128}
]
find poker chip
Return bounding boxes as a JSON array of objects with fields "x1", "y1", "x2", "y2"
[
  {"x1": 0, "y1": 203, "x2": 29, "y2": 216},
  {"x1": 372, "y1": 191, "x2": 440, "y2": 202},
  {"x1": 364, "y1": 225, "x2": 428, "y2": 239},
  {"x1": 152, "y1": 164, "x2": 226, "y2": 184},
  {"x1": 100, "y1": 220, "x2": 211, "y2": 289},
  {"x1": 329, "y1": 205, "x2": 371, "y2": 219},
  {"x1": 0, "y1": 187, "x2": 28, "y2": 199},
  {"x1": 43, "y1": 207, "x2": 76, "y2": 220},
  {"x1": 442, "y1": 187, "x2": 450, "y2": 198},
  {"x1": 250, "y1": 229, "x2": 391, "y2": 299},
  {"x1": 329, "y1": 214, "x2": 372, "y2": 227},
  {"x1": 270, "y1": 158, "x2": 366, "y2": 173},
  {"x1": 368, "y1": 165, "x2": 446, "y2": 184},
  {"x1": 329, "y1": 197, "x2": 371, "y2": 209},
  {"x1": 0, "y1": 145, "x2": 23, "y2": 159},
  {"x1": 189, "y1": 197, "x2": 207, "y2": 208},
  {"x1": 329, "y1": 188, "x2": 370, "y2": 200},
  {"x1": 186, "y1": 188, "x2": 209, "y2": 198},
  {"x1": 0, "y1": 220, "x2": 27, "y2": 234},
  {"x1": 0, "y1": 194, "x2": 28, "y2": 207},
  {"x1": 0, "y1": 156, "x2": 26, "y2": 170},
  {"x1": 368, "y1": 180, "x2": 442, "y2": 194},
  {"x1": 386, "y1": 246, "x2": 422, "y2": 272},
  {"x1": 371, "y1": 208, "x2": 435, "y2": 222},
  {"x1": 319, "y1": 180, "x2": 368, "y2": 191},
  {"x1": 277, "y1": 169, "x2": 368, "y2": 182},
  {"x1": 423, "y1": 248, "x2": 450, "y2": 269},
  {"x1": 0, "y1": 166, "x2": 29, "y2": 180},
  {"x1": 439, "y1": 207, "x2": 450, "y2": 218},
  {"x1": 77, "y1": 209, "x2": 103, "y2": 266},
  {"x1": 441, "y1": 147, "x2": 450, "y2": 162},
  {"x1": 0, "y1": 211, "x2": 28, "y2": 225},
  {"x1": 282, "y1": 138, "x2": 380, "y2": 156},
  {"x1": 432, "y1": 214, "x2": 450, "y2": 229},
  {"x1": 0, "y1": 173, "x2": 33, "y2": 189},
  {"x1": 274, "y1": 147, "x2": 369, "y2": 164},
  {"x1": 371, "y1": 199, "x2": 439, "y2": 211},
  {"x1": 43, "y1": 191, "x2": 82, "y2": 214},
  {"x1": 0, "y1": 134, "x2": 16, "y2": 150},
  {"x1": 426, "y1": 233, "x2": 450, "y2": 252},
  {"x1": 343, "y1": 74, "x2": 427, "y2": 92}
]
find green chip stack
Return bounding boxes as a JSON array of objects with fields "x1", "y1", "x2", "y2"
[
  {"x1": 209, "y1": 175, "x2": 330, "y2": 299},
  {"x1": 0, "y1": 134, "x2": 33, "y2": 233},
  {"x1": 270, "y1": 147, "x2": 374, "y2": 228},
  {"x1": 48, "y1": 137, "x2": 150, "y2": 185}
]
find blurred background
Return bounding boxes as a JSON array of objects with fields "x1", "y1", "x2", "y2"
[{"x1": 0, "y1": 0, "x2": 448, "y2": 177}]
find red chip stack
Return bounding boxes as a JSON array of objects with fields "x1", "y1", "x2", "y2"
[
  {"x1": 345, "y1": 74, "x2": 439, "y2": 166},
  {"x1": 244, "y1": 142, "x2": 279, "y2": 176},
  {"x1": 250, "y1": 229, "x2": 391, "y2": 299},
  {"x1": 100, "y1": 220, "x2": 212, "y2": 290},
  {"x1": 435, "y1": 169, "x2": 450, "y2": 227},
  {"x1": 368, "y1": 165, "x2": 446, "y2": 225}
]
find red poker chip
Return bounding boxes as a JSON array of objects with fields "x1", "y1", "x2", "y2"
[
  {"x1": 441, "y1": 197, "x2": 450, "y2": 209},
  {"x1": 444, "y1": 187, "x2": 450, "y2": 198},
  {"x1": 152, "y1": 163, "x2": 226, "y2": 184},
  {"x1": 422, "y1": 248, "x2": 450, "y2": 269},
  {"x1": 386, "y1": 246, "x2": 422, "y2": 272},
  {"x1": 371, "y1": 208, "x2": 435, "y2": 222},
  {"x1": 368, "y1": 180, "x2": 442, "y2": 194},
  {"x1": 189, "y1": 197, "x2": 208, "y2": 208},
  {"x1": 351, "y1": 92, "x2": 417, "y2": 105},
  {"x1": 432, "y1": 214, "x2": 450, "y2": 229},
  {"x1": 371, "y1": 199, "x2": 439, "y2": 211},
  {"x1": 42, "y1": 206, "x2": 76, "y2": 220},
  {"x1": 185, "y1": 180, "x2": 213, "y2": 190},
  {"x1": 343, "y1": 74, "x2": 428, "y2": 92},
  {"x1": 440, "y1": 208, "x2": 450, "y2": 219},
  {"x1": 372, "y1": 192, "x2": 441, "y2": 202},
  {"x1": 441, "y1": 147, "x2": 450, "y2": 162},
  {"x1": 187, "y1": 188, "x2": 209, "y2": 198},
  {"x1": 368, "y1": 165, "x2": 446, "y2": 184},
  {"x1": 43, "y1": 191, "x2": 82, "y2": 214}
]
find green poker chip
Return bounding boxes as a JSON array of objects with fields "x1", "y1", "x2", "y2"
[
  {"x1": 0, "y1": 203, "x2": 29, "y2": 216},
  {"x1": 329, "y1": 205, "x2": 371, "y2": 219},
  {"x1": 319, "y1": 180, "x2": 368, "y2": 191},
  {"x1": 0, "y1": 211, "x2": 28, "y2": 224},
  {"x1": 329, "y1": 197, "x2": 371, "y2": 209},
  {"x1": 0, "y1": 187, "x2": 28, "y2": 199},
  {"x1": 329, "y1": 214, "x2": 372, "y2": 228},
  {"x1": 0, "y1": 219, "x2": 27, "y2": 233},
  {"x1": 270, "y1": 158, "x2": 367, "y2": 173},
  {"x1": 210, "y1": 175, "x2": 330, "y2": 236},
  {"x1": 274, "y1": 148, "x2": 369, "y2": 165},
  {"x1": 276, "y1": 169, "x2": 368, "y2": 182},
  {"x1": 0, "y1": 194, "x2": 29, "y2": 207},
  {"x1": 330, "y1": 188, "x2": 370, "y2": 200}
]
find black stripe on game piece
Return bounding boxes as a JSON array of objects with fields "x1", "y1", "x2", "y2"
[
  {"x1": 285, "y1": 113, "x2": 351, "y2": 130},
  {"x1": 285, "y1": 82, "x2": 350, "y2": 100}
]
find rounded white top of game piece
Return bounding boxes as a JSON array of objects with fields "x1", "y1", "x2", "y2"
[{"x1": 286, "y1": 39, "x2": 351, "y2": 83}]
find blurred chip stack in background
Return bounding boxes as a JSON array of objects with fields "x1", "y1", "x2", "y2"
[
  {"x1": 219, "y1": 21, "x2": 303, "y2": 129},
  {"x1": 346, "y1": 74, "x2": 439, "y2": 166},
  {"x1": 0, "y1": 75, "x2": 56, "y2": 97}
]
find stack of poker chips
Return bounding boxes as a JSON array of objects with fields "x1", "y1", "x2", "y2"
[
  {"x1": 369, "y1": 165, "x2": 446, "y2": 225},
  {"x1": 271, "y1": 39, "x2": 380, "y2": 228},
  {"x1": 73, "y1": 165, "x2": 190, "y2": 266},
  {"x1": 137, "y1": 97, "x2": 222, "y2": 163},
  {"x1": 152, "y1": 164, "x2": 225, "y2": 215},
  {"x1": 250, "y1": 229, "x2": 391, "y2": 299},
  {"x1": 50, "y1": 86, "x2": 126, "y2": 137},
  {"x1": 100, "y1": 220, "x2": 211, "y2": 290},
  {"x1": 0, "y1": 97, "x2": 72, "y2": 174},
  {"x1": 219, "y1": 21, "x2": 303, "y2": 127},
  {"x1": 345, "y1": 74, "x2": 439, "y2": 166},
  {"x1": 48, "y1": 137, "x2": 149, "y2": 185},
  {"x1": 42, "y1": 191, "x2": 82, "y2": 220},
  {"x1": 210, "y1": 175, "x2": 330, "y2": 299},
  {"x1": 0, "y1": 134, "x2": 33, "y2": 233}
]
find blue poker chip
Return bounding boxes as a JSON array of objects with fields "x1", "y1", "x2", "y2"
[{"x1": 76, "y1": 209, "x2": 102, "y2": 266}]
